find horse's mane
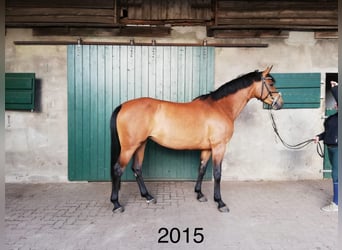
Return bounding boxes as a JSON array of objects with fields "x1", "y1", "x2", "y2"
[{"x1": 196, "y1": 70, "x2": 274, "y2": 101}]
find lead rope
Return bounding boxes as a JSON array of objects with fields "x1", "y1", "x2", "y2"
[{"x1": 269, "y1": 109, "x2": 324, "y2": 157}]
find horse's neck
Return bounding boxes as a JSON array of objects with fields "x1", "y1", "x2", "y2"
[{"x1": 215, "y1": 87, "x2": 255, "y2": 120}]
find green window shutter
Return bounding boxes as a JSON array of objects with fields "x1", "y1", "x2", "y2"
[
  {"x1": 5, "y1": 73, "x2": 36, "y2": 111},
  {"x1": 264, "y1": 73, "x2": 321, "y2": 109}
]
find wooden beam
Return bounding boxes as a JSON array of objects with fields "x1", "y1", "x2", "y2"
[
  {"x1": 6, "y1": 15, "x2": 116, "y2": 24},
  {"x1": 32, "y1": 27, "x2": 121, "y2": 36},
  {"x1": 214, "y1": 0, "x2": 338, "y2": 31},
  {"x1": 124, "y1": 0, "x2": 212, "y2": 21},
  {"x1": 32, "y1": 26, "x2": 172, "y2": 37},
  {"x1": 13, "y1": 40, "x2": 269, "y2": 48},
  {"x1": 6, "y1": 7, "x2": 115, "y2": 16},
  {"x1": 315, "y1": 31, "x2": 338, "y2": 39},
  {"x1": 119, "y1": 18, "x2": 211, "y2": 25},
  {"x1": 118, "y1": 26, "x2": 171, "y2": 37},
  {"x1": 211, "y1": 30, "x2": 289, "y2": 39},
  {"x1": 6, "y1": 23, "x2": 123, "y2": 28},
  {"x1": 216, "y1": 18, "x2": 337, "y2": 27},
  {"x1": 6, "y1": 0, "x2": 114, "y2": 8},
  {"x1": 217, "y1": 1, "x2": 337, "y2": 11},
  {"x1": 216, "y1": 10, "x2": 338, "y2": 19},
  {"x1": 208, "y1": 24, "x2": 337, "y2": 32}
]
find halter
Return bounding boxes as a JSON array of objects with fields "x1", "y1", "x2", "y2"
[{"x1": 259, "y1": 76, "x2": 282, "y2": 108}]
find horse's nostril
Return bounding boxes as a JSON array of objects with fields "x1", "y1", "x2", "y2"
[{"x1": 273, "y1": 102, "x2": 283, "y2": 110}]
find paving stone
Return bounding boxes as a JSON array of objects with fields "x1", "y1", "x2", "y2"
[{"x1": 5, "y1": 180, "x2": 338, "y2": 250}]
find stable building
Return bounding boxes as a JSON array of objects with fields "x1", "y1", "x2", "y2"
[{"x1": 4, "y1": 0, "x2": 338, "y2": 182}]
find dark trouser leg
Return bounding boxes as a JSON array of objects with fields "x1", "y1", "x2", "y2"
[
  {"x1": 328, "y1": 146, "x2": 338, "y2": 205},
  {"x1": 111, "y1": 162, "x2": 124, "y2": 212},
  {"x1": 333, "y1": 183, "x2": 338, "y2": 205}
]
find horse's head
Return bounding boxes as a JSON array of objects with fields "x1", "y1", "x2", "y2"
[{"x1": 255, "y1": 66, "x2": 283, "y2": 110}]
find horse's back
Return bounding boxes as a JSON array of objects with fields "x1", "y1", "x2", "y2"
[{"x1": 119, "y1": 97, "x2": 196, "y2": 118}]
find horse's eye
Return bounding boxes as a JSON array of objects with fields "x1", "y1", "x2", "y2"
[{"x1": 269, "y1": 83, "x2": 274, "y2": 87}]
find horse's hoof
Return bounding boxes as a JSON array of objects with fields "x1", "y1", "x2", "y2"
[
  {"x1": 146, "y1": 198, "x2": 156, "y2": 204},
  {"x1": 198, "y1": 196, "x2": 208, "y2": 202},
  {"x1": 218, "y1": 206, "x2": 230, "y2": 213},
  {"x1": 113, "y1": 206, "x2": 125, "y2": 213}
]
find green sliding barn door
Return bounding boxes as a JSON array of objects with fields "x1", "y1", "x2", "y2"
[{"x1": 68, "y1": 45, "x2": 214, "y2": 181}]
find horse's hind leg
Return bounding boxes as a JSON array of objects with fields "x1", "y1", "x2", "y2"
[
  {"x1": 111, "y1": 162, "x2": 124, "y2": 213},
  {"x1": 212, "y1": 144, "x2": 229, "y2": 213},
  {"x1": 110, "y1": 148, "x2": 135, "y2": 213},
  {"x1": 195, "y1": 150, "x2": 211, "y2": 202},
  {"x1": 132, "y1": 141, "x2": 156, "y2": 204}
]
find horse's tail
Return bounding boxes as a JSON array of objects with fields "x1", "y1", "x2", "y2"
[{"x1": 110, "y1": 105, "x2": 122, "y2": 168}]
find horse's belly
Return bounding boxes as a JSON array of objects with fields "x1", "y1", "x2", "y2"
[
  {"x1": 151, "y1": 136, "x2": 210, "y2": 150},
  {"x1": 150, "y1": 125, "x2": 211, "y2": 150}
]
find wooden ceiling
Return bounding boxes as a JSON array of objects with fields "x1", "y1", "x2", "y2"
[{"x1": 5, "y1": 0, "x2": 338, "y2": 39}]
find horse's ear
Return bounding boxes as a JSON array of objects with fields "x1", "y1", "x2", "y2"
[{"x1": 262, "y1": 65, "x2": 273, "y2": 76}]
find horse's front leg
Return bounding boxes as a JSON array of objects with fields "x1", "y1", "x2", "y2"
[
  {"x1": 132, "y1": 142, "x2": 156, "y2": 204},
  {"x1": 212, "y1": 144, "x2": 229, "y2": 213},
  {"x1": 195, "y1": 150, "x2": 211, "y2": 202}
]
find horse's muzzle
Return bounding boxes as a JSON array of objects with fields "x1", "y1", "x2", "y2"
[{"x1": 272, "y1": 93, "x2": 284, "y2": 110}]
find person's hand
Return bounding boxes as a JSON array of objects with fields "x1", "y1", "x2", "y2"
[
  {"x1": 314, "y1": 136, "x2": 319, "y2": 143},
  {"x1": 331, "y1": 81, "x2": 338, "y2": 87}
]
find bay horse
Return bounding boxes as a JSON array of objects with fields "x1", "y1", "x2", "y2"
[{"x1": 110, "y1": 66, "x2": 283, "y2": 213}]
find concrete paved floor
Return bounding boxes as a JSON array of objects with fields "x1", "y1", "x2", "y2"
[{"x1": 5, "y1": 180, "x2": 338, "y2": 250}]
